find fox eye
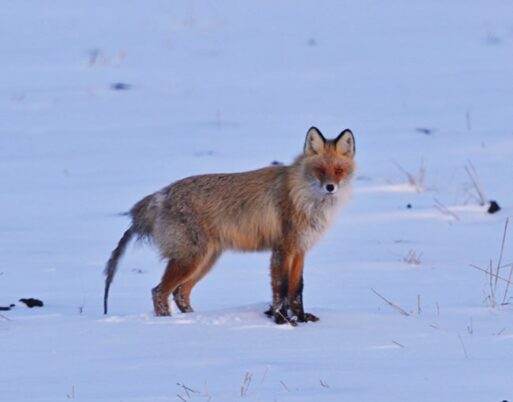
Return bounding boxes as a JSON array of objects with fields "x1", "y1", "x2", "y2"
[
  {"x1": 315, "y1": 167, "x2": 326, "y2": 177},
  {"x1": 335, "y1": 167, "x2": 344, "y2": 175}
]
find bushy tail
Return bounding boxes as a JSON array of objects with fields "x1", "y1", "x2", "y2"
[
  {"x1": 103, "y1": 227, "x2": 134, "y2": 314},
  {"x1": 103, "y1": 193, "x2": 158, "y2": 314}
]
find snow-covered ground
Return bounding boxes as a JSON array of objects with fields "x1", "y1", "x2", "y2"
[{"x1": 1, "y1": 1, "x2": 513, "y2": 401}]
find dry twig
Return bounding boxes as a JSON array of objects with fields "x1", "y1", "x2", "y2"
[{"x1": 371, "y1": 288, "x2": 410, "y2": 316}]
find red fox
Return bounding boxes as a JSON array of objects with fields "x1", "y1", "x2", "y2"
[{"x1": 104, "y1": 127, "x2": 356, "y2": 324}]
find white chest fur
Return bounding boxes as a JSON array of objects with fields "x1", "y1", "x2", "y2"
[{"x1": 297, "y1": 183, "x2": 352, "y2": 250}]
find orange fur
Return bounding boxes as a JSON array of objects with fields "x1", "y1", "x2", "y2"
[{"x1": 104, "y1": 127, "x2": 356, "y2": 324}]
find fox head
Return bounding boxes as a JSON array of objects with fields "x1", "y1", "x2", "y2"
[{"x1": 301, "y1": 126, "x2": 356, "y2": 196}]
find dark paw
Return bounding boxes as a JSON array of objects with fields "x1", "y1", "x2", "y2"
[
  {"x1": 303, "y1": 312, "x2": 319, "y2": 322},
  {"x1": 154, "y1": 310, "x2": 171, "y2": 317},
  {"x1": 265, "y1": 304, "x2": 298, "y2": 326},
  {"x1": 273, "y1": 313, "x2": 287, "y2": 325},
  {"x1": 293, "y1": 312, "x2": 319, "y2": 323},
  {"x1": 274, "y1": 313, "x2": 297, "y2": 326},
  {"x1": 175, "y1": 304, "x2": 194, "y2": 314},
  {"x1": 268, "y1": 310, "x2": 297, "y2": 326}
]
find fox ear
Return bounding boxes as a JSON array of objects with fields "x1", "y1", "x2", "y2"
[
  {"x1": 335, "y1": 129, "x2": 355, "y2": 157},
  {"x1": 304, "y1": 127, "x2": 326, "y2": 156}
]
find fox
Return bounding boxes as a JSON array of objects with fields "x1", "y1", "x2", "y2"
[{"x1": 103, "y1": 126, "x2": 356, "y2": 324}]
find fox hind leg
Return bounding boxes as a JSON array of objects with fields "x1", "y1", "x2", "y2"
[
  {"x1": 152, "y1": 256, "x2": 204, "y2": 316},
  {"x1": 173, "y1": 283, "x2": 194, "y2": 313},
  {"x1": 152, "y1": 283, "x2": 172, "y2": 316},
  {"x1": 173, "y1": 251, "x2": 220, "y2": 313}
]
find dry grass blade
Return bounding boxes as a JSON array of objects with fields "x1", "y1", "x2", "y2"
[
  {"x1": 260, "y1": 367, "x2": 269, "y2": 384},
  {"x1": 66, "y1": 386, "x2": 76, "y2": 399},
  {"x1": 469, "y1": 264, "x2": 513, "y2": 286},
  {"x1": 467, "y1": 318, "x2": 473, "y2": 335},
  {"x1": 240, "y1": 372, "x2": 252, "y2": 397},
  {"x1": 320, "y1": 379, "x2": 330, "y2": 388},
  {"x1": 495, "y1": 328, "x2": 506, "y2": 336},
  {"x1": 502, "y1": 263, "x2": 513, "y2": 304},
  {"x1": 470, "y1": 219, "x2": 513, "y2": 306},
  {"x1": 495, "y1": 218, "x2": 509, "y2": 291},
  {"x1": 434, "y1": 198, "x2": 460, "y2": 221},
  {"x1": 457, "y1": 333, "x2": 468, "y2": 359},
  {"x1": 488, "y1": 260, "x2": 496, "y2": 307},
  {"x1": 393, "y1": 160, "x2": 425, "y2": 192},
  {"x1": 176, "y1": 382, "x2": 198, "y2": 399},
  {"x1": 403, "y1": 249, "x2": 422, "y2": 266},
  {"x1": 371, "y1": 288, "x2": 410, "y2": 316},
  {"x1": 465, "y1": 161, "x2": 487, "y2": 206},
  {"x1": 466, "y1": 109, "x2": 472, "y2": 131}
]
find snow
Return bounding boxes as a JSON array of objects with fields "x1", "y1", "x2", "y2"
[{"x1": 1, "y1": 1, "x2": 513, "y2": 401}]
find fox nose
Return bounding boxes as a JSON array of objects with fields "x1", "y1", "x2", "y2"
[{"x1": 325, "y1": 184, "x2": 335, "y2": 193}]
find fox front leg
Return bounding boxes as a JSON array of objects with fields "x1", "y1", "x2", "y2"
[
  {"x1": 270, "y1": 247, "x2": 292, "y2": 324},
  {"x1": 288, "y1": 253, "x2": 319, "y2": 323}
]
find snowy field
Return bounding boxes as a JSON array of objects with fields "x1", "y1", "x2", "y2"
[{"x1": 1, "y1": 1, "x2": 513, "y2": 401}]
